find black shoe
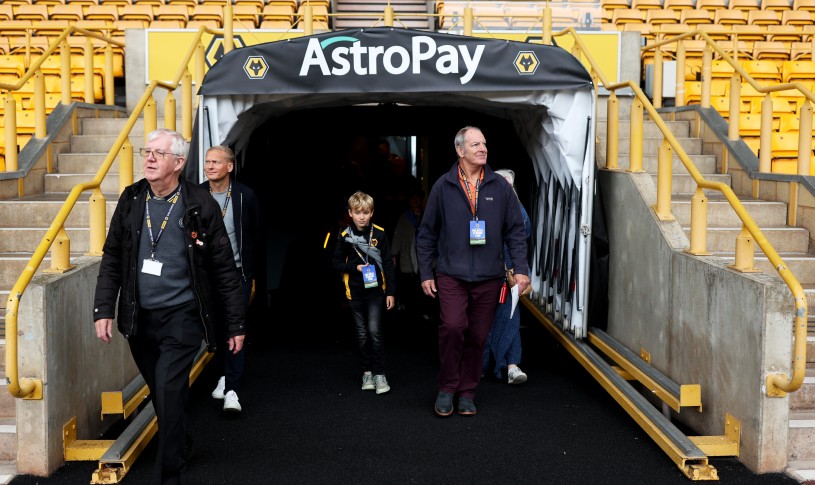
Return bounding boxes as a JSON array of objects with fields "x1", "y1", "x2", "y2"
[
  {"x1": 457, "y1": 397, "x2": 477, "y2": 416},
  {"x1": 434, "y1": 391, "x2": 454, "y2": 417}
]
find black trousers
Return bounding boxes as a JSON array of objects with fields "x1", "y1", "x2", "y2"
[{"x1": 129, "y1": 300, "x2": 203, "y2": 485}]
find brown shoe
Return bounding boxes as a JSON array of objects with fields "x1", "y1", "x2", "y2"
[{"x1": 457, "y1": 397, "x2": 477, "y2": 416}]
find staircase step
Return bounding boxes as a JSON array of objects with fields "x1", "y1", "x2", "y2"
[
  {"x1": 597, "y1": 119, "x2": 691, "y2": 138},
  {"x1": 79, "y1": 117, "x2": 178, "y2": 136},
  {"x1": 0, "y1": 198, "x2": 119, "y2": 228},
  {"x1": 682, "y1": 226, "x2": 810, "y2": 254},
  {"x1": 0, "y1": 253, "x2": 64, "y2": 288},
  {"x1": 788, "y1": 410, "x2": 815, "y2": 461},
  {"x1": 659, "y1": 173, "x2": 731, "y2": 196},
  {"x1": 790, "y1": 367, "x2": 815, "y2": 410},
  {"x1": 0, "y1": 461, "x2": 17, "y2": 485},
  {"x1": 57, "y1": 151, "x2": 141, "y2": 175},
  {"x1": 785, "y1": 460, "x2": 815, "y2": 483},
  {"x1": 0, "y1": 228, "x2": 94, "y2": 253},
  {"x1": 0, "y1": 364, "x2": 14, "y2": 420},
  {"x1": 608, "y1": 154, "x2": 718, "y2": 174},
  {"x1": 0, "y1": 419, "x2": 16, "y2": 462},
  {"x1": 69, "y1": 134, "x2": 142, "y2": 154},
  {"x1": 45, "y1": 173, "x2": 125, "y2": 194},
  {"x1": 672, "y1": 199, "x2": 789, "y2": 227}
]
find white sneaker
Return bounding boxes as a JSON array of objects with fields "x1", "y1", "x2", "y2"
[
  {"x1": 361, "y1": 372, "x2": 375, "y2": 390},
  {"x1": 223, "y1": 390, "x2": 241, "y2": 412},
  {"x1": 508, "y1": 367, "x2": 527, "y2": 385},
  {"x1": 211, "y1": 376, "x2": 225, "y2": 399},
  {"x1": 374, "y1": 374, "x2": 390, "y2": 394}
]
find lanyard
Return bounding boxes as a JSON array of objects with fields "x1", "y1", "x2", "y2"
[
  {"x1": 350, "y1": 226, "x2": 374, "y2": 265},
  {"x1": 458, "y1": 164, "x2": 482, "y2": 219},
  {"x1": 210, "y1": 182, "x2": 232, "y2": 218},
  {"x1": 145, "y1": 186, "x2": 181, "y2": 259}
]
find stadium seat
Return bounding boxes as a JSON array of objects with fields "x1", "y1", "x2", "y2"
[
  {"x1": 70, "y1": 0, "x2": 100, "y2": 8},
  {"x1": 742, "y1": 59, "x2": 783, "y2": 81},
  {"x1": 679, "y1": 9, "x2": 713, "y2": 25},
  {"x1": 697, "y1": 23, "x2": 731, "y2": 41},
  {"x1": 782, "y1": 60, "x2": 815, "y2": 82},
  {"x1": 753, "y1": 40, "x2": 790, "y2": 61},
  {"x1": 730, "y1": 24, "x2": 767, "y2": 42},
  {"x1": 149, "y1": 19, "x2": 184, "y2": 28},
  {"x1": 696, "y1": 0, "x2": 727, "y2": 10},
  {"x1": 262, "y1": 3, "x2": 295, "y2": 24},
  {"x1": 191, "y1": 5, "x2": 224, "y2": 27},
  {"x1": 259, "y1": 19, "x2": 293, "y2": 29},
  {"x1": 13, "y1": 4, "x2": 49, "y2": 22},
  {"x1": 155, "y1": 4, "x2": 189, "y2": 23},
  {"x1": 646, "y1": 9, "x2": 679, "y2": 25},
  {"x1": 790, "y1": 42, "x2": 814, "y2": 60},
  {"x1": 766, "y1": 25, "x2": 803, "y2": 43},
  {"x1": 748, "y1": 10, "x2": 781, "y2": 26},
  {"x1": 84, "y1": 5, "x2": 119, "y2": 24},
  {"x1": 714, "y1": 9, "x2": 747, "y2": 25},
  {"x1": 611, "y1": 8, "x2": 644, "y2": 24},
  {"x1": 631, "y1": 0, "x2": 662, "y2": 10},
  {"x1": 33, "y1": 19, "x2": 71, "y2": 38},
  {"x1": 729, "y1": 0, "x2": 760, "y2": 10},
  {"x1": 49, "y1": 4, "x2": 84, "y2": 22},
  {"x1": 235, "y1": 0, "x2": 266, "y2": 8},
  {"x1": 186, "y1": 19, "x2": 220, "y2": 30},
  {"x1": 664, "y1": 0, "x2": 694, "y2": 10},
  {"x1": 601, "y1": 0, "x2": 631, "y2": 10},
  {"x1": 738, "y1": 112, "x2": 764, "y2": 137},
  {"x1": 232, "y1": 4, "x2": 261, "y2": 28},
  {"x1": 0, "y1": 5, "x2": 12, "y2": 22},
  {"x1": 760, "y1": 0, "x2": 792, "y2": 11},
  {"x1": 119, "y1": 4, "x2": 154, "y2": 27}
]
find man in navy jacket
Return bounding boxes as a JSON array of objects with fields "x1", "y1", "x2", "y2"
[{"x1": 417, "y1": 126, "x2": 530, "y2": 417}]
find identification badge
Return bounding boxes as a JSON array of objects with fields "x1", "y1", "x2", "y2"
[
  {"x1": 362, "y1": 264, "x2": 378, "y2": 288},
  {"x1": 469, "y1": 220, "x2": 486, "y2": 245},
  {"x1": 142, "y1": 258, "x2": 163, "y2": 276}
]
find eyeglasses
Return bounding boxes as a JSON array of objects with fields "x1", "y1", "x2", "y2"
[{"x1": 138, "y1": 148, "x2": 179, "y2": 160}]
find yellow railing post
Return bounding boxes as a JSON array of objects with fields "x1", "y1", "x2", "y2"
[
  {"x1": 119, "y1": 139, "x2": 133, "y2": 194},
  {"x1": 687, "y1": 187, "x2": 710, "y2": 255},
  {"x1": 464, "y1": 7, "x2": 472, "y2": 36},
  {"x1": 543, "y1": 8, "x2": 552, "y2": 45},
  {"x1": 224, "y1": 3, "x2": 234, "y2": 54},
  {"x1": 105, "y1": 44, "x2": 114, "y2": 106},
  {"x1": 46, "y1": 226, "x2": 75, "y2": 273},
  {"x1": 144, "y1": 96, "x2": 157, "y2": 144},
  {"x1": 195, "y1": 42, "x2": 205, "y2": 89},
  {"x1": 789, "y1": 180, "x2": 799, "y2": 226},
  {"x1": 5, "y1": 94, "x2": 18, "y2": 172},
  {"x1": 606, "y1": 92, "x2": 619, "y2": 170},
  {"x1": 87, "y1": 188, "x2": 106, "y2": 256},
  {"x1": 34, "y1": 70, "x2": 46, "y2": 139},
  {"x1": 675, "y1": 41, "x2": 685, "y2": 108},
  {"x1": 728, "y1": 78, "x2": 740, "y2": 141},
  {"x1": 304, "y1": 5, "x2": 313, "y2": 36},
  {"x1": 385, "y1": 5, "x2": 394, "y2": 26},
  {"x1": 84, "y1": 37, "x2": 94, "y2": 104},
  {"x1": 61, "y1": 39, "x2": 72, "y2": 106},
  {"x1": 165, "y1": 91, "x2": 176, "y2": 131},
  {"x1": 758, "y1": 95, "x2": 772, "y2": 175},
  {"x1": 182, "y1": 71, "x2": 193, "y2": 141},
  {"x1": 629, "y1": 97, "x2": 644, "y2": 173},
  {"x1": 701, "y1": 43, "x2": 712, "y2": 109},
  {"x1": 731, "y1": 225, "x2": 757, "y2": 272},
  {"x1": 654, "y1": 139, "x2": 675, "y2": 221},
  {"x1": 653, "y1": 46, "x2": 663, "y2": 109},
  {"x1": 797, "y1": 101, "x2": 812, "y2": 177}
]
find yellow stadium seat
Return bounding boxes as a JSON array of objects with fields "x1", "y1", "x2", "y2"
[
  {"x1": 191, "y1": 5, "x2": 224, "y2": 27},
  {"x1": 611, "y1": 8, "x2": 644, "y2": 24},
  {"x1": 235, "y1": 0, "x2": 266, "y2": 8},
  {"x1": 601, "y1": 0, "x2": 631, "y2": 9},
  {"x1": 262, "y1": 4, "x2": 295, "y2": 23},
  {"x1": 84, "y1": 5, "x2": 119, "y2": 24},
  {"x1": 49, "y1": 4, "x2": 84, "y2": 22},
  {"x1": 13, "y1": 4, "x2": 49, "y2": 22},
  {"x1": 664, "y1": 0, "x2": 694, "y2": 10},
  {"x1": 779, "y1": 112, "x2": 802, "y2": 132},
  {"x1": 742, "y1": 59, "x2": 782, "y2": 81},
  {"x1": 645, "y1": 9, "x2": 679, "y2": 25},
  {"x1": 155, "y1": 4, "x2": 189, "y2": 24},
  {"x1": 101, "y1": 0, "x2": 133, "y2": 7},
  {"x1": 729, "y1": 24, "x2": 765, "y2": 42},
  {"x1": 766, "y1": 25, "x2": 803, "y2": 43},
  {"x1": 149, "y1": 19, "x2": 185, "y2": 28},
  {"x1": 33, "y1": 20, "x2": 71, "y2": 38},
  {"x1": 729, "y1": 0, "x2": 760, "y2": 10},
  {"x1": 790, "y1": 42, "x2": 814, "y2": 60},
  {"x1": 782, "y1": 60, "x2": 815, "y2": 82},
  {"x1": 232, "y1": 4, "x2": 261, "y2": 28},
  {"x1": 748, "y1": 10, "x2": 781, "y2": 26},
  {"x1": 752, "y1": 40, "x2": 790, "y2": 61},
  {"x1": 0, "y1": 4, "x2": 13, "y2": 22},
  {"x1": 259, "y1": 19, "x2": 293, "y2": 29},
  {"x1": 714, "y1": 9, "x2": 747, "y2": 25},
  {"x1": 186, "y1": 19, "x2": 220, "y2": 30},
  {"x1": 70, "y1": 0, "x2": 100, "y2": 9},
  {"x1": 761, "y1": 0, "x2": 792, "y2": 11},
  {"x1": 771, "y1": 130, "x2": 815, "y2": 158},
  {"x1": 679, "y1": 9, "x2": 713, "y2": 25},
  {"x1": 696, "y1": 0, "x2": 727, "y2": 10},
  {"x1": 631, "y1": 0, "x2": 662, "y2": 10},
  {"x1": 119, "y1": 4, "x2": 154, "y2": 27},
  {"x1": 793, "y1": 0, "x2": 815, "y2": 10},
  {"x1": 711, "y1": 59, "x2": 736, "y2": 79},
  {"x1": 716, "y1": 39, "x2": 752, "y2": 57},
  {"x1": 738, "y1": 112, "x2": 764, "y2": 136},
  {"x1": 782, "y1": 10, "x2": 813, "y2": 27}
]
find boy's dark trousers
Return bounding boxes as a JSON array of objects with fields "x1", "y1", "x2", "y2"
[{"x1": 348, "y1": 294, "x2": 386, "y2": 375}]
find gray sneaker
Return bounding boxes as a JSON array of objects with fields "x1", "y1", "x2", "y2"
[
  {"x1": 508, "y1": 367, "x2": 527, "y2": 384},
  {"x1": 374, "y1": 374, "x2": 390, "y2": 394},
  {"x1": 361, "y1": 372, "x2": 375, "y2": 390}
]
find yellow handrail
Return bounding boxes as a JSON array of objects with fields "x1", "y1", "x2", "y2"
[{"x1": 4, "y1": 25, "x2": 218, "y2": 399}]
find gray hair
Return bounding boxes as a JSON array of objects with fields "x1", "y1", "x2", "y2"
[
  {"x1": 494, "y1": 169, "x2": 515, "y2": 186},
  {"x1": 147, "y1": 129, "x2": 189, "y2": 158},
  {"x1": 454, "y1": 126, "x2": 481, "y2": 150}
]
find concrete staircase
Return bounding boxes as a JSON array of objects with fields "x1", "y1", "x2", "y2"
[
  {"x1": 0, "y1": 115, "x2": 146, "y2": 483},
  {"x1": 599, "y1": 115, "x2": 815, "y2": 482}
]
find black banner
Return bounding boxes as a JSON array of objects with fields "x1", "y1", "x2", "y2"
[{"x1": 199, "y1": 27, "x2": 593, "y2": 95}]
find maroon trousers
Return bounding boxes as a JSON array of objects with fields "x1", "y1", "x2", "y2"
[{"x1": 435, "y1": 273, "x2": 503, "y2": 399}]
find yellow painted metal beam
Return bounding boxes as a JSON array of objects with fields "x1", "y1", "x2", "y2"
[
  {"x1": 63, "y1": 417, "x2": 115, "y2": 461},
  {"x1": 689, "y1": 413, "x2": 740, "y2": 457},
  {"x1": 100, "y1": 384, "x2": 149, "y2": 420},
  {"x1": 523, "y1": 299, "x2": 719, "y2": 481},
  {"x1": 91, "y1": 415, "x2": 158, "y2": 485}
]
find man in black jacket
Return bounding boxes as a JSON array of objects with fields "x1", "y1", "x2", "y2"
[
  {"x1": 94, "y1": 129, "x2": 245, "y2": 485},
  {"x1": 201, "y1": 145, "x2": 261, "y2": 413}
]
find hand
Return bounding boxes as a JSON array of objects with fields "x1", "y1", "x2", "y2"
[
  {"x1": 95, "y1": 318, "x2": 114, "y2": 343},
  {"x1": 228, "y1": 335, "x2": 245, "y2": 354},
  {"x1": 421, "y1": 279, "x2": 437, "y2": 298},
  {"x1": 385, "y1": 295, "x2": 395, "y2": 310},
  {"x1": 514, "y1": 273, "x2": 531, "y2": 296}
]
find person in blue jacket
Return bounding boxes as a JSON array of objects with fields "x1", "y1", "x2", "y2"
[{"x1": 417, "y1": 126, "x2": 530, "y2": 417}]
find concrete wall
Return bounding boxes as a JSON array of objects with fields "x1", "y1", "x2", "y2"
[
  {"x1": 16, "y1": 257, "x2": 139, "y2": 476},
  {"x1": 599, "y1": 168, "x2": 794, "y2": 472}
]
